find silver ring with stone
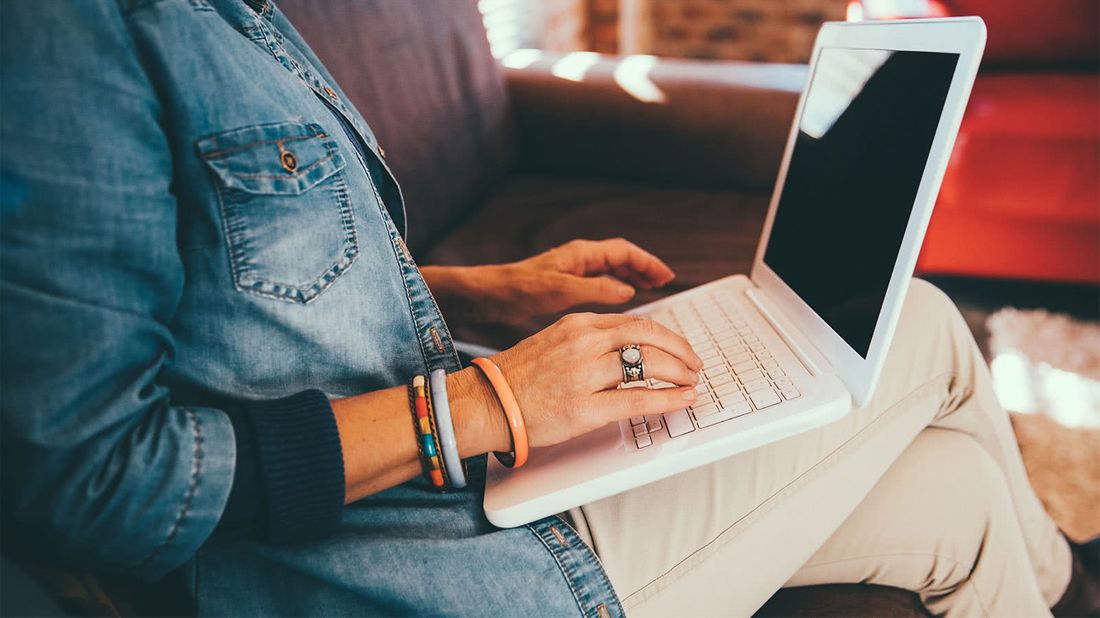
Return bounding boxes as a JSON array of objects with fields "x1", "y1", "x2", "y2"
[{"x1": 620, "y1": 344, "x2": 645, "y2": 384}]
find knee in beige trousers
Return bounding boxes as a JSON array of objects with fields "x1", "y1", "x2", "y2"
[{"x1": 564, "y1": 279, "x2": 1071, "y2": 618}]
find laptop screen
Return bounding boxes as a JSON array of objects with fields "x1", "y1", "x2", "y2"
[{"x1": 763, "y1": 47, "x2": 960, "y2": 358}]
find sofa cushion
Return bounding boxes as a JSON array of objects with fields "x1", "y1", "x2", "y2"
[
  {"x1": 755, "y1": 584, "x2": 929, "y2": 617},
  {"x1": 424, "y1": 175, "x2": 771, "y2": 348},
  {"x1": 278, "y1": 0, "x2": 514, "y2": 253}
]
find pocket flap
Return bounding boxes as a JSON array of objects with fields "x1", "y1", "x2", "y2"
[{"x1": 196, "y1": 121, "x2": 345, "y2": 195}]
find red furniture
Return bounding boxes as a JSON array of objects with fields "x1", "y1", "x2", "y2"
[{"x1": 885, "y1": 1, "x2": 1100, "y2": 283}]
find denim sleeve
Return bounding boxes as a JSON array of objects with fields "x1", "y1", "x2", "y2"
[{"x1": 0, "y1": 2, "x2": 237, "y2": 580}]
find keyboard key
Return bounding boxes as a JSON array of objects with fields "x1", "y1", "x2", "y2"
[
  {"x1": 708, "y1": 373, "x2": 734, "y2": 387},
  {"x1": 760, "y1": 359, "x2": 779, "y2": 369},
  {"x1": 699, "y1": 348, "x2": 721, "y2": 362},
  {"x1": 726, "y1": 400, "x2": 753, "y2": 417},
  {"x1": 735, "y1": 368, "x2": 764, "y2": 382},
  {"x1": 630, "y1": 416, "x2": 645, "y2": 426},
  {"x1": 721, "y1": 346, "x2": 748, "y2": 360},
  {"x1": 748, "y1": 342, "x2": 765, "y2": 352},
  {"x1": 632, "y1": 424, "x2": 648, "y2": 437},
  {"x1": 694, "y1": 383, "x2": 710, "y2": 396},
  {"x1": 756, "y1": 350, "x2": 773, "y2": 359},
  {"x1": 767, "y1": 367, "x2": 786, "y2": 379},
  {"x1": 726, "y1": 351, "x2": 751, "y2": 364},
  {"x1": 635, "y1": 434, "x2": 652, "y2": 448},
  {"x1": 664, "y1": 409, "x2": 695, "y2": 437},
  {"x1": 773, "y1": 377, "x2": 794, "y2": 389},
  {"x1": 750, "y1": 390, "x2": 782, "y2": 409},
  {"x1": 691, "y1": 402, "x2": 720, "y2": 419},
  {"x1": 731, "y1": 359, "x2": 756, "y2": 374},
  {"x1": 743, "y1": 378, "x2": 772, "y2": 393},
  {"x1": 714, "y1": 382, "x2": 741, "y2": 398},
  {"x1": 718, "y1": 391, "x2": 746, "y2": 407},
  {"x1": 646, "y1": 419, "x2": 663, "y2": 433},
  {"x1": 684, "y1": 334, "x2": 707, "y2": 345},
  {"x1": 704, "y1": 357, "x2": 726, "y2": 372},
  {"x1": 694, "y1": 393, "x2": 715, "y2": 406},
  {"x1": 781, "y1": 388, "x2": 801, "y2": 400},
  {"x1": 712, "y1": 328, "x2": 737, "y2": 341},
  {"x1": 697, "y1": 401, "x2": 752, "y2": 427}
]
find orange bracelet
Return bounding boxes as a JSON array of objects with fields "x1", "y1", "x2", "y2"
[{"x1": 470, "y1": 357, "x2": 529, "y2": 468}]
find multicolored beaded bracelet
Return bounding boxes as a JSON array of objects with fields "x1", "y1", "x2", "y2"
[{"x1": 411, "y1": 375, "x2": 446, "y2": 488}]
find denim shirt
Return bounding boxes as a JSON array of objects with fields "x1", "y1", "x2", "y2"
[{"x1": 0, "y1": 1, "x2": 622, "y2": 615}]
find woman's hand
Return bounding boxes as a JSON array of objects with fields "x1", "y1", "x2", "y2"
[
  {"x1": 332, "y1": 310, "x2": 703, "y2": 502},
  {"x1": 458, "y1": 312, "x2": 704, "y2": 451},
  {"x1": 421, "y1": 238, "x2": 676, "y2": 325}
]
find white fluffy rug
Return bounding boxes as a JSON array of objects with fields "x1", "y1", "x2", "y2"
[
  {"x1": 986, "y1": 308, "x2": 1100, "y2": 542},
  {"x1": 987, "y1": 308, "x2": 1100, "y2": 427}
]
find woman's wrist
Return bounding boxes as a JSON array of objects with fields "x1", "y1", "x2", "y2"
[
  {"x1": 420, "y1": 265, "x2": 511, "y2": 324},
  {"x1": 447, "y1": 366, "x2": 511, "y2": 457}
]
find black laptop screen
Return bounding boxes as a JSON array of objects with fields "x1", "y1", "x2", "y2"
[{"x1": 762, "y1": 47, "x2": 959, "y2": 358}]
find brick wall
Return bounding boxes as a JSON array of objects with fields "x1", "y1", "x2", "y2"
[
  {"x1": 541, "y1": 0, "x2": 848, "y2": 63},
  {"x1": 589, "y1": 0, "x2": 620, "y2": 53},
  {"x1": 641, "y1": 0, "x2": 847, "y2": 63},
  {"x1": 540, "y1": 0, "x2": 587, "y2": 52}
]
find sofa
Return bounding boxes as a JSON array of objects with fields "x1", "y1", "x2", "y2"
[
  {"x1": 907, "y1": 0, "x2": 1100, "y2": 284},
  {"x1": 274, "y1": 1, "x2": 928, "y2": 615}
]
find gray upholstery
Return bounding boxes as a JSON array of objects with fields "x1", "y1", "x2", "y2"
[{"x1": 279, "y1": 0, "x2": 514, "y2": 252}]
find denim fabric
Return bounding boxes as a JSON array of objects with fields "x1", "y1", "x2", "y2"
[{"x1": 0, "y1": 0, "x2": 622, "y2": 614}]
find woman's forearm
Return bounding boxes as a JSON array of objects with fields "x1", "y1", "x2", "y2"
[
  {"x1": 419, "y1": 265, "x2": 503, "y2": 324},
  {"x1": 331, "y1": 366, "x2": 508, "y2": 503}
]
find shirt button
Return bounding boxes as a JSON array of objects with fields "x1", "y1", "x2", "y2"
[
  {"x1": 323, "y1": 86, "x2": 337, "y2": 99},
  {"x1": 280, "y1": 150, "x2": 298, "y2": 173},
  {"x1": 378, "y1": 144, "x2": 386, "y2": 158}
]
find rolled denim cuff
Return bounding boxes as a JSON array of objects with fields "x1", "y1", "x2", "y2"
[{"x1": 248, "y1": 389, "x2": 345, "y2": 543}]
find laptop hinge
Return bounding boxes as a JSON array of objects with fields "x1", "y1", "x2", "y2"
[{"x1": 744, "y1": 288, "x2": 822, "y2": 377}]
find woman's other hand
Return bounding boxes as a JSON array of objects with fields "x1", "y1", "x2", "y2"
[
  {"x1": 453, "y1": 312, "x2": 704, "y2": 452},
  {"x1": 423, "y1": 238, "x2": 676, "y2": 325}
]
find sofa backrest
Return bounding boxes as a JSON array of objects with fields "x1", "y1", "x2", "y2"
[{"x1": 277, "y1": 0, "x2": 514, "y2": 253}]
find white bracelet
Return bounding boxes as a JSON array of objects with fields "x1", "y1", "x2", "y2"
[{"x1": 429, "y1": 368, "x2": 466, "y2": 488}]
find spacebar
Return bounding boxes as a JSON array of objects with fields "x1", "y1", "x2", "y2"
[{"x1": 664, "y1": 409, "x2": 695, "y2": 437}]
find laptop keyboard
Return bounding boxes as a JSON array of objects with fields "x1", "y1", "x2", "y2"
[{"x1": 626, "y1": 292, "x2": 801, "y2": 450}]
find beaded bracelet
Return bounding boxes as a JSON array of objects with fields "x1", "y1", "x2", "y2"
[{"x1": 410, "y1": 375, "x2": 446, "y2": 488}]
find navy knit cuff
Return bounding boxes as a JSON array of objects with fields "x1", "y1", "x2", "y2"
[{"x1": 248, "y1": 389, "x2": 345, "y2": 543}]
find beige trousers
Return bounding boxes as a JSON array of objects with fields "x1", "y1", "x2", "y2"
[{"x1": 564, "y1": 280, "x2": 1071, "y2": 618}]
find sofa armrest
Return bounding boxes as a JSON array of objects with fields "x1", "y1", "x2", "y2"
[{"x1": 504, "y1": 52, "x2": 807, "y2": 192}]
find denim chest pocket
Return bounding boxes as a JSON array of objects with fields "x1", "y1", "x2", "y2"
[{"x1": 197, "y1": 121, "x2": 359, "y2": 304}]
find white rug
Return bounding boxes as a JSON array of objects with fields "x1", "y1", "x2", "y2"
[
  {"x1": 987, "y1": 307, "x2": 1100, "y2": 541},
  {"x1": 987, "y1": 308, "x2": 1100, "y2": 428}
]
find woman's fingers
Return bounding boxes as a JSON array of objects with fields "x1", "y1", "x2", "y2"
[
  {"x1": 556, "y1": 312, "x2": 702, "y2": 370},
  {"x1": 598, "y1": 238, "x2": 673, "y2": 288},
  {"x1": 556, "y1": 274, "x2": 636, "y2": 308},
  {"x1": 556, "y1": 239, "x2": 675, "y2": 289},
  {"x1": 592, "y1": 384, "x2": 696, "y2": 422},
  {"x1": 595, "y1": 346, "x2": 699, "y2": 390},
  {"x1": 602, "y1": 316, "x2": 703, "y2": 370}
]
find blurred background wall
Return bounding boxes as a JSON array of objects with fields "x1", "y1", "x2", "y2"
[{"x1": 481, "y1": 0, "x2": 849, "y2": 62}]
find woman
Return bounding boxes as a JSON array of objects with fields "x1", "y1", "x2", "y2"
[{"x1": 1, "y1": 1, "x2": 1094, "y2": 616}]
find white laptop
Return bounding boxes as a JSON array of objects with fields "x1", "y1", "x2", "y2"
[{"x1": 484, "y1": 17, "x2": 986, "y2": 528}]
